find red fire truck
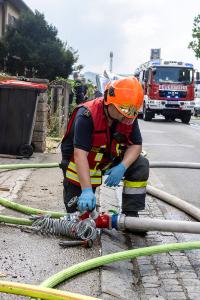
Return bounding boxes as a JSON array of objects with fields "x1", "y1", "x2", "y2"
[{"x1": 135, "y1": 60, "x2": 195, "y2": 123}]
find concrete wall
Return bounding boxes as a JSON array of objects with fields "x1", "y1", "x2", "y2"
[
  {"x1": 28, "y1": 78, "x2": 49, "y2": 153},
  {"x1": 50, "y1": 83, "x2": 71, "y2": 137},
  {"x1": 32, "y1": 91, "x2": 48, "y2": 153}
]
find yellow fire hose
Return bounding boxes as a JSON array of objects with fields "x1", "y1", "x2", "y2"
[{"x1": 0, "y1": 280, "x2": 100, "y2": 300}]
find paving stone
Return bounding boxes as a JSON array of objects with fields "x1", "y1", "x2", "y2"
[
  {"x1": 152, "y1": 253, "x2": 171, "y2": 264},
  {"x1": 187, "y1": 293, "x2": 200, "y2": 300},
  {"x1": 140, "y1": 295, "x2": 165, "y2": 300},
  {"x1": 148, "y1": 297, "x2": 166, "y2": 300},
  {"x1": 159, "y1": 272, "x2": 177, "y2": 279},
  {"x1": 162, "y1": 279, "x2": 181, "y2": 285},
  {"x1": 141, "y1": 276, "x2": 160, "y2": 283},
  {"x1": 165, "y1": 291, "x2": 186, "y2": 300},
  {"x1": 143, "y1": 283, "x2": 160, "y2": 288},
  {"x1": 137, "y1": 257, "x2": 152, "y2": 265},
  {"x1": 181, "y1": 279, "x2": 200, "y2": 286},
  {"x1": 169, "y1": 251, "x2": 185, "y2": 256},
  {"x1": 176, "y1": 265, "x2": 194, "y2": 272},
  {"x1": 138, "y1": 264, "x2": 156, "y2": 276},
  {"x1": 143, "y1": 288, "x2": 160, "y2": 295},
  {"x1": 185, "y1": 286, "x2": 200, "y2": 293},
  {"x1": 157, "y1": 263, "x2": 174, "y2": 271},
  {"x1": 163, "y1": 283, "x2": 184, "y2": 292},
  {"x1": 178, "y1": 272, "x2": 198, "y2": 279}
]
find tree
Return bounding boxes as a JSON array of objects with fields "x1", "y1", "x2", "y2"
[
  {"x1": 2, "y1": 10, "x2": 78, "y2": 80},
  {"x1": 0, "y1": 40, "x2": 6, "y2": 70},
  {"x1": 189, "y1": 14, "x2": 200, "y2": 59}
]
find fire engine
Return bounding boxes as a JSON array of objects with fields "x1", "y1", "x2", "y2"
[{"x1": 135, "y1": 60, "x2": 195, "y2": 123}]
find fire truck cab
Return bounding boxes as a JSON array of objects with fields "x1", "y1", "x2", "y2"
[{"x1": 135, "y1": 60, "x2": 195, "y2": 123}]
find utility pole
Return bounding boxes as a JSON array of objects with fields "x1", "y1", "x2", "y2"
[{"x1": 109, "y1": 51, "x2": 113, "y2": 73}]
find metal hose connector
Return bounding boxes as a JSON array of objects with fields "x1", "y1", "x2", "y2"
[{"x1": 31, "y1": 215, "x2": 97, "y2": 241}]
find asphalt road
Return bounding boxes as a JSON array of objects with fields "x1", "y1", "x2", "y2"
[
  {"x1": 0, "y1": 154, "x2": 100, "y2": 300},
  {"x1": 139, "y1": 115, "x2": 200, "y2": 208}
]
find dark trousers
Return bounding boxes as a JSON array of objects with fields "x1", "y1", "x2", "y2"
[
  {"x1": 63, "y1": 155, "x2": 149, "y2": 214},
  {"x1": 122, "y1": 155, "x2": 149, "y2": 215}
]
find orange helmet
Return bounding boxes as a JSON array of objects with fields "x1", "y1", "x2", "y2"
[{"x1": 104, "y1": 77, "x2": 144, "y2": 119}]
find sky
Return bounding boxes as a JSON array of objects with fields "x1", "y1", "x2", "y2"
[{"x1": 25, "y1": 0, "x2": 200, "y2": 74}]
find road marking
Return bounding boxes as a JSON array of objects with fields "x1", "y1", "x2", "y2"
[
  {"x1": 143, "y1": 143, "x2": 194, "y2": 148},
  {"x1": 142, "y1": 130, "x2": 165, "y2": 133},
  {"x1": 190, "y1": 122, "x2": 200, "y2": 129},
  {"x1": 175, "y1": 118, "x2": 200, "y2": 129},
  {"x1": 149, "y1": 169, "x2": 164, "y2": 189}
]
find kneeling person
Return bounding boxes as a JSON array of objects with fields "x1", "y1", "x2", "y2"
[{"x1": 60, "y1": 77, "x2": 149, "y2": 216}]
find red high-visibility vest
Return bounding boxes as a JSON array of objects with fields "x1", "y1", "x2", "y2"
[{"x1": 63, "y1": 98, "x2": 133, "y2": 186}]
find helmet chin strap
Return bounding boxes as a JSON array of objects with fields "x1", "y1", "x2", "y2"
[{"x1": 104, "y1": 105, "x2": 119, "y2": 123}]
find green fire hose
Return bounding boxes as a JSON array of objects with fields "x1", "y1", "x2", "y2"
[
  {"x1": 39, "y1": 241, "x2": 200, "y2": 289},
  {"x1": 0, "y1": 196, "x2": 67, "y2": 218},
  {"x1": 0, "y1": 214, "x2": 32, "y2": 226},
  {"x1": 0, "y1": 162, "x2": 59, "y2": 170},
  {"x1": 1, "y1": 241, "x2": 200, "y2": 300}
]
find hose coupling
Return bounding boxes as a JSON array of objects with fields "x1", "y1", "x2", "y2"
[{"x1": 117, "y1": 214, "x2": 126, "y2": 231}]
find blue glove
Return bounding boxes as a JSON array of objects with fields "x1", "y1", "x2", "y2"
[
  {"x1": 78, "y1": 188, "x2": 96, "y2": 212},
  {"x1": 104, "y1": 163, "x2": 126, "y2": 187}
]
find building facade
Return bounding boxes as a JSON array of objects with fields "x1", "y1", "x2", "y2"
[{"x1": 0, "y1": 0, "x2": 30, "y2": 37}]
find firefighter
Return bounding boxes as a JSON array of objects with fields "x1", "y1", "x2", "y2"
[{"x1": 60, "y1": 77, "x2": 149, "y2": 217}]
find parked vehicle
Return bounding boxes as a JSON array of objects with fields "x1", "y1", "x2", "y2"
[
  {"x1": 193, "y1": 71, "x2": 200, "y2": 116},
  {"x1": 134, "y1": 60, "x2": 195, "y2": 123},
  {"x1": 194, "y1": 98, "x2": 200, "y2": 116}
]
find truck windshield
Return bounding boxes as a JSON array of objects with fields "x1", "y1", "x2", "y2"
[{"x1": 153, "y1": 67, "x2": 193, "y2": 84}]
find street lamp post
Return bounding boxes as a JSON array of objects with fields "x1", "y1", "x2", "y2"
[{"x1": 109, "y1": 51, "x2": 113, "y2": 73}]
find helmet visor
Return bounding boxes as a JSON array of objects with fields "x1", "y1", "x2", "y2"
[{"x1": 114, "y1": 104, "x2": 138, "y2": 119}]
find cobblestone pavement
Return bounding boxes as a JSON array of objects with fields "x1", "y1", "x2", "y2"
[{"x1": 99, "y1": 184, "x2": 200, "y2": 300}]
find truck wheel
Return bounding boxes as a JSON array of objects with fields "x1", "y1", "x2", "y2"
[
  {"x1": 180, "y1": 111, "x2": 191, "y2": 124},
  {"x1": 143, "y1": 105, "x2": 152, "y2": 121},
  {"x1": 18, "y1": 144, "x2": 34, "y2": 158}
]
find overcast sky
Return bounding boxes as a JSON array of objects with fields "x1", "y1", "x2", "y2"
[{"x1": 25, "y1": 0, "x2": 200, "y2": 74}]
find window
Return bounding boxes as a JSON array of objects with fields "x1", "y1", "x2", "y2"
[
  {"x1": 153, "y1": 67, "x2": 193, "y2": 84},
  {"x1": 8, "y1": 14, "x2": 16, "y2": 26}
]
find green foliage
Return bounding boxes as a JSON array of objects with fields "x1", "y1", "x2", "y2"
[
  {"x1": 51, "y1": 76, "x2": 95, "y2": 98},
  {"x1": 86, "y1": 80, "x2": 96, "y2": 100},
  {"x1": 50, "y1": 76, "x2": 96, "y2": 116},
  {"x1": 2, "y1": 10, "x2": 78, "y2": 80},
  {"x1": 189, "y1": 14, "x2": 200, "y2": 59},
  {"x1": 47, "y1": 111, "x2": 60, "y2": 137}
]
